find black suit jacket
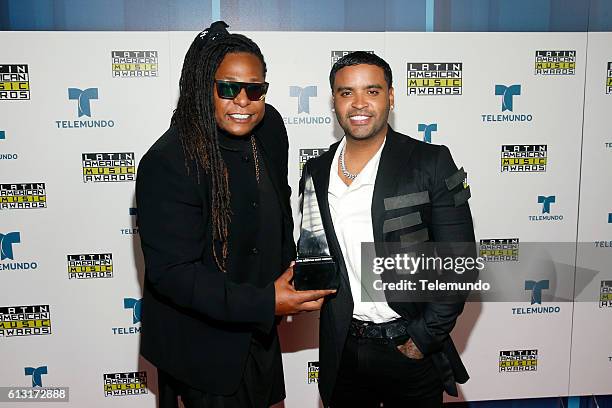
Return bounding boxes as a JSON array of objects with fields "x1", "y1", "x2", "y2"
[
  {"x1": 136, "y1": 104, "x2": 295, "y2": 395},
  {"x1": 301, "y1": 127, "x2": 475, "y2": 406}
]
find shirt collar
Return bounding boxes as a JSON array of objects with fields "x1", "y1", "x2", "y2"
[{"x1": 329, "y1": 136, "x2": 386, "y2": 196}]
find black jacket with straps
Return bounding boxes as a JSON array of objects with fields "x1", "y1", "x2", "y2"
[{"x1": 300, "y1": 126, "x2": 475, "y2": 406}]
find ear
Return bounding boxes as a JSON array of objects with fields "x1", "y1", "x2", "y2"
[{"x1": 389, "y1": 86, "x2": 395, "y2": 109}]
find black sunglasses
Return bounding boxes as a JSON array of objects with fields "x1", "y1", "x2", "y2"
[{"x1": 215, "y1": 80, "x2": 269, "y2": 101}]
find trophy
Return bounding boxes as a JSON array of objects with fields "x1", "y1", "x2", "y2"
[{"x1": 293, "y1": 168, "x2": 339, "y2": 291}]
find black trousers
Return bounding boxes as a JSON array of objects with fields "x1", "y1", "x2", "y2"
[
  {"x1": 330, "y1": 334, "x2": 443, "y2": 408},
  {"x1": 158, "y1": 333, "x2": 284, "y2": 408}
]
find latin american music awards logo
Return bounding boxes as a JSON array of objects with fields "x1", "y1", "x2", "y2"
[
  {"x1": 479, "y1": 238, "x2": 519, "y2": 262},
  {"x1": 501, "y1": 145, "x2": 547, "y2": 172},
  {"x1": 67, "y1": 253, "x2": 113, "y2": 279},
  {"x1": 307, "y1": 361, "x2": 319, "y2": 384},
  {"x1": 600, "y1": 280, "x2": 612, "y2": 308},
  {"x1": 407, "y1": 63, "x2": 462, "y2": 96},
  {"x1": 299, "y1": 148, "x2": 328, "y2": 177},
  {"x1": 499, "y1": 349, "x2": 538, "y2": 373},
  {"x1": 112, "y1": 51, "x2": 158, "y2": 78},
  {"x1": 104, "y1": 371, "x2": 148, "y2": 397},
  {"x1": 55, "y1": 87, "x2": 116, "y2": 129},
  {"x1": 82, "y1": 152, "x2": 136, "y2": 183},
  {"x1": 606, "y1": 62, "x2": 612, "y2": 94},
  {"x1": 534, "y1": 51, "x2": 576, "y2": 75},
  {"x1": 0, "y1": 305, "x2": 52, "y2": 337},
  {"x1": 0, "y1": 183, "x2": 46, "y2": 210},
  {"x1": 331, "y1": 51, "x2": 374, "y2": 66},
  {"x1": 0, "y1": 64, "x2": 30, "y2": 100}
]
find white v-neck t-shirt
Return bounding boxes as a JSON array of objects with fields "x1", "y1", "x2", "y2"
[{"x1": 328, "y1": 137, "x2": 400, "y2": 323}]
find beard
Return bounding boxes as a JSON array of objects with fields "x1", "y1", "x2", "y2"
[{"x1": 335, "y1": 107, "x2": 389, "y2": 142}]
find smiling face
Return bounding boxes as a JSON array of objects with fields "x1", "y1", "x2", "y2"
[
  {"x1": 332, "y1": 63, "x2": 394, "y2": 142},
  {"x1": 213, "y1": 52, "x2": 266, "y2": 137}
]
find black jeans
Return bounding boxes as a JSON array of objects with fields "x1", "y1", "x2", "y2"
[{"x1": 330, "y1": 334, "x2": 443, "y2": 408}]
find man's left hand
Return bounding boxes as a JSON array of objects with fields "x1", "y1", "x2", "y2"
[{"x1": 397, "y1": 338, "x2": 424, "y2": 359}]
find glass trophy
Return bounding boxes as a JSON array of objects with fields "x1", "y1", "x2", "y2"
[{"x1": 294, "y1": 169, "x2": 339, "y2": 291}]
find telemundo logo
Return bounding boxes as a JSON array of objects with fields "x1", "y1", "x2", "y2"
[
  {"x1": 539, "y1": 195, "x2": 555, "y2": 213},
  {"x1": 1, "y1": 231, "x2": 20, "y2": 260},
  {"x1": 284, "y1": 85, "x2": 332, "y2": 125},
  {"x1": 121, "y1": 207, "x2": 139, "y2": 235},
  {"x1": 0, "y1": 130, "x2": 18, "y2": 161},
  {"x1": 55, "y1": 87, "x2": 116, "y2": 129},
  {"x1": 112, "y1": 298, "x2": 142, "y2": 335},
  {"x1": 512, "y1": 279, "x2": 560, "y2": 315},
  {"x1": 24, "y1": 366, "x2": 48, "y2": 387},
  {"x1": 529, "y1": 195, "x2": 563, "y2": 222},
  {"x1": 418, "y1": 123, "x2": 437, "y2": 143},
  {"x1": 526, "y1": 280, "x2": 549, "y2": 304},
  {"x1": 290, "y1": 86, "x2": 316, "y2": 114},
  {"x1": 124, "y1": 298, "x2": 142, "y2": 324},
  {"x1": 69, "y1": 88, "x2": 98, "y2": 117},
  {"x1": 482, "y1": 84, "x2": 533, "y2": 123},
  {"x1": 496, "y1": 84, "x2": 520, "y2": 112},
  {"x1": 1, "y1": 231, "x2": 38, "y2": 271}
]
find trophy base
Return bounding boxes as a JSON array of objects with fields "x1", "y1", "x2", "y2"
[{"x1": 294, "y1": 256, "x2": 339, "y2": 291}]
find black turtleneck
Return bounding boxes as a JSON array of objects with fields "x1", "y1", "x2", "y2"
[{"x1": 218, "y1": 131, "x2": 283, "y2": 290}]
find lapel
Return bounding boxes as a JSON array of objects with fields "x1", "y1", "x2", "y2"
[{"x1": 371, "y1": 127, "x2": 416, "y2": 244}]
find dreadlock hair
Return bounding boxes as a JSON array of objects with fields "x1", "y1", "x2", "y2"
[{"x1": 171, "y1": 22, "x2": 267, "y2": 272}]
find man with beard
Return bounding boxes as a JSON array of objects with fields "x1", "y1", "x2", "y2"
[{"x1": 300, "y1": 51, "x2": 475, "y2": 407}]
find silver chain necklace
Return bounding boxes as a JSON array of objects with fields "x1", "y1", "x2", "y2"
[{"x1": 339, "y1": 145, "x2": 358, "y2": 180}]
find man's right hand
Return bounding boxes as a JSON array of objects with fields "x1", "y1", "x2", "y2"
[{"x1": 274, "y1": 263, "x2": 336, "y2": 316}]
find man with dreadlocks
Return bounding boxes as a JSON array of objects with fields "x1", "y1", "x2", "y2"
[{"x1": 136, "y1": 21, "x2": 334, "y2": 408}]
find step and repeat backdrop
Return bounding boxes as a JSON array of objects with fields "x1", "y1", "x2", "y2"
[{"x1": 1, "y1": 30, "x2": 611, "y2": 407}]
